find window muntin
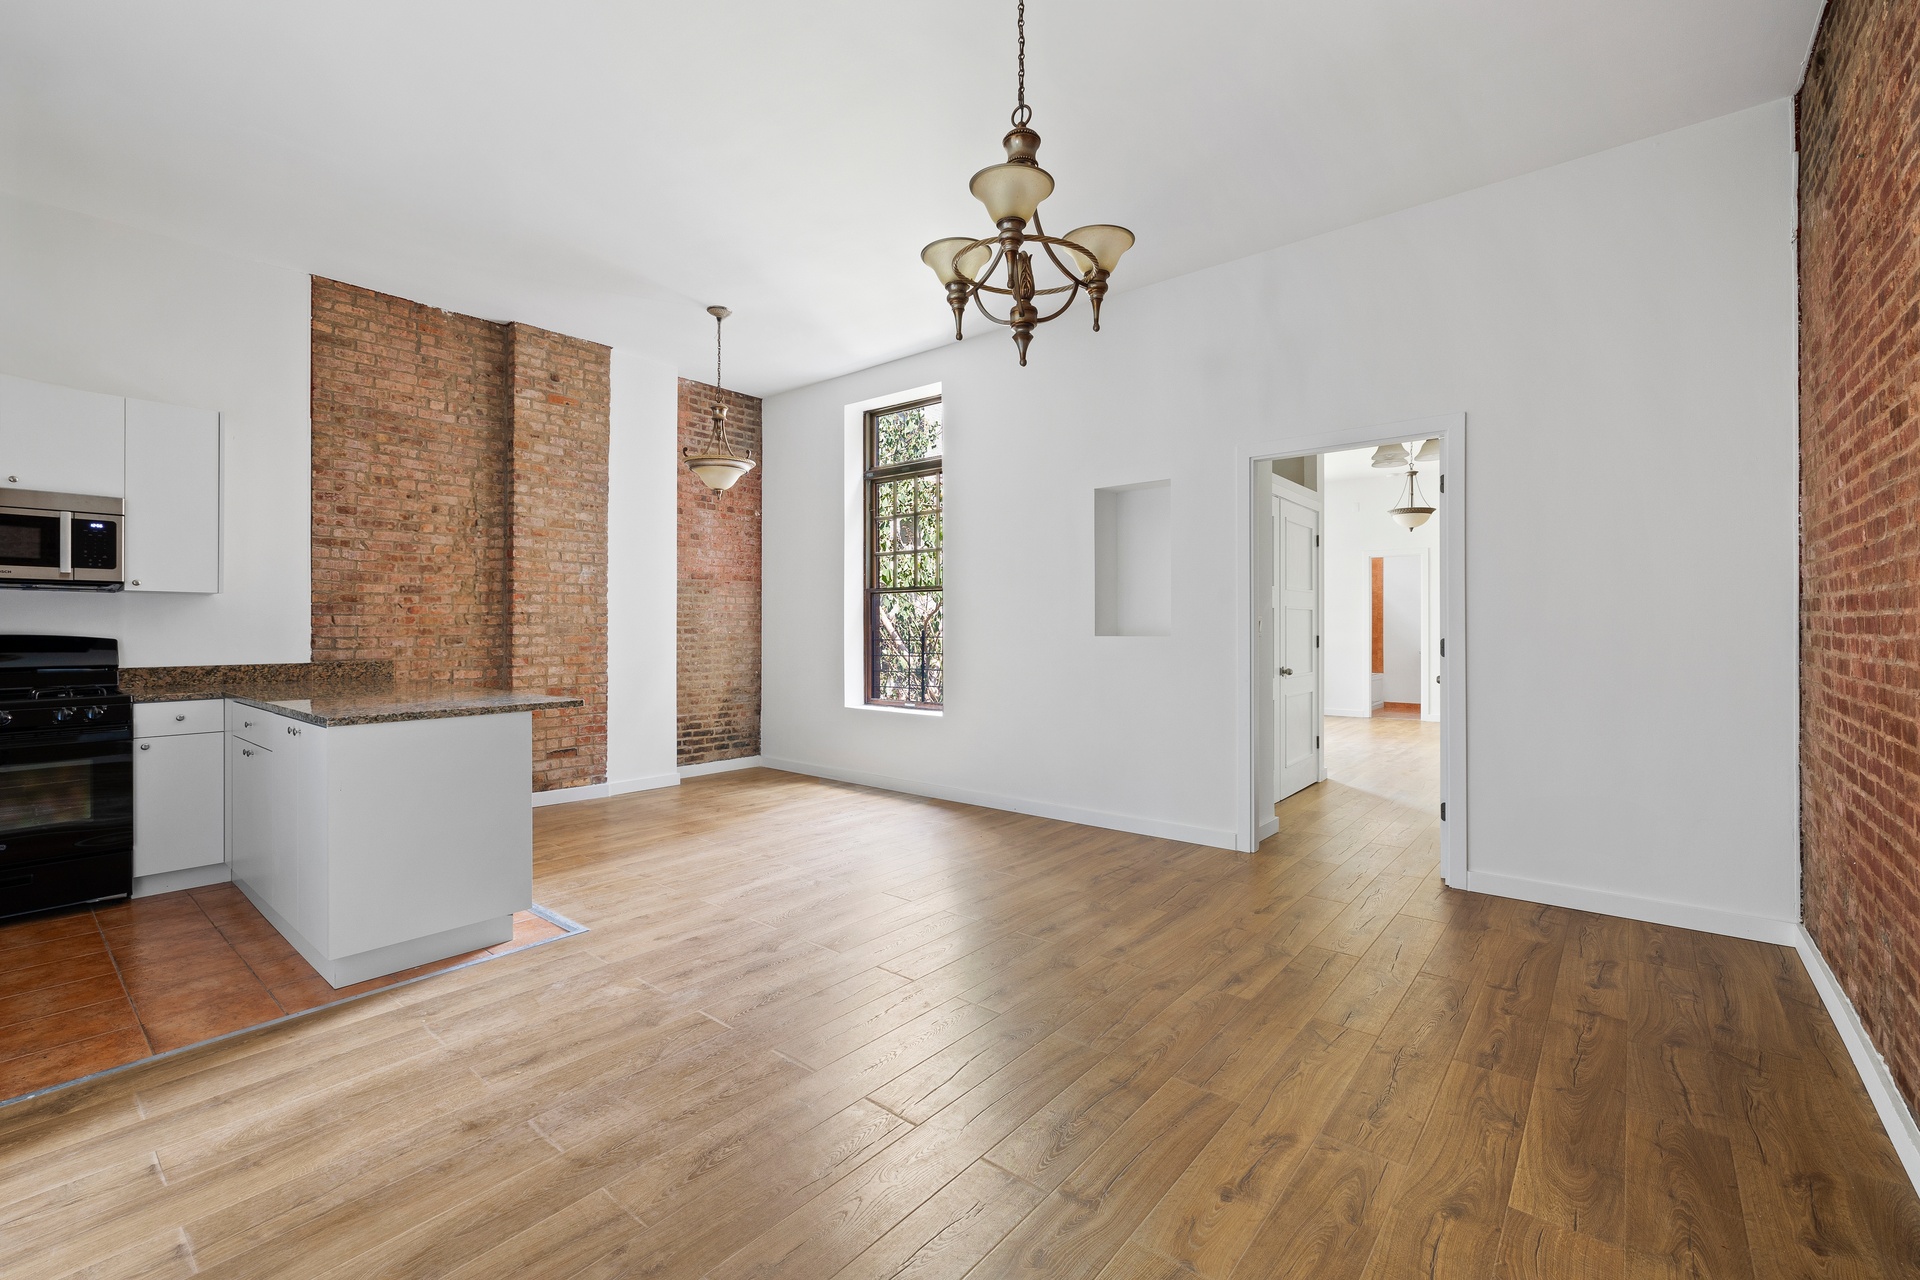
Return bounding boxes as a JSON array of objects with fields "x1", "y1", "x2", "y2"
[{"x1": 866, "y1": 398, "x2": 943, "y2": 708}]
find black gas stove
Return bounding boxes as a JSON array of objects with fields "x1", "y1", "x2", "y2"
[{"x1": 0, "y1": 636, "x2": 133, "y2": 918}]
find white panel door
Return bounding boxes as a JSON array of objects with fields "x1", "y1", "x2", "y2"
[
  {"x1": 133, "y1": 732, "x2": 225, "y2": 876},
  {"x1": 1275, "y1": 494, "x2": 1322, "y2": 801},
  {"x1": 125, "y1": 398, "x2": 220, "y2": 592},
  {"x1": 0, "y1": 374, "x2": 125, "y2": 497}
]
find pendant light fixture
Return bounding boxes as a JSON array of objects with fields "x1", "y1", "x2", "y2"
[
  {"x1": 683, "y1": 306, "x2": 756, "y2": 493},
  {"x1": 920, "y1": 0, "x2": 1134, "y2": 366},
  {"x1": 1390, "y1": 463, "x2": 1435, "y2": 530}
]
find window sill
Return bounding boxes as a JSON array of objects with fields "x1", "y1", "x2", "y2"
[{"x1": 850, "y1": 703, "x2": 944, "y2": 717}]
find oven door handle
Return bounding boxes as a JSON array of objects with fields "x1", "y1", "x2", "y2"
[{"x1": 58, "y1": 509, "x2": 72, "y2": 577}]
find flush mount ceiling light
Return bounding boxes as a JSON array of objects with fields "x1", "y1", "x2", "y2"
[
  {"x1": 683, "y1": 306, "x2": 757, "y2": 493},
  {"x1": 920, "y1": 0, "x2": 1134, "y2": 367}
]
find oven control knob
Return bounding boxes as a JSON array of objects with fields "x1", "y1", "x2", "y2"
[
  {"x1": 52, "y1": 708, "x2": 74, "y2": 723},
  {"x1": 84, "y1": 706, "x2": 105, "y2": 721},
  {"x1": 0, "y1": 711, "x2": 11, "y2": 726}
]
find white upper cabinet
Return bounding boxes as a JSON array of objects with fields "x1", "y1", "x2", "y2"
[
  {"x1": 125, "y1": 398, "x2": 220, "y2": 593},
  {"x1": 0, "y1": 373, "x2": 126, "y2": 498}
]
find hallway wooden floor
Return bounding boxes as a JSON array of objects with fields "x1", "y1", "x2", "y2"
[{"x1": 2, "y1": 730, "x2": 1916, "y2": 1277}]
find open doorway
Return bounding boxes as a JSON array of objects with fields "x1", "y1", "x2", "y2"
[{"x1": 1251, "y1": 423, "x2": 1461, "y2": 882}]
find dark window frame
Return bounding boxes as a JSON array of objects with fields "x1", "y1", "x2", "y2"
[{"x1": 865, "y1": 395, "x2": 944, "y2": 709}]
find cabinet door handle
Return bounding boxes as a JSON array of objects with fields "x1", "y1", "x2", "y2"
[
  {"x1": 174, "y1": 713, "x2": 186, "y2": 722},
  {"x1": 139, "y1": 743, "x2": 151, "y2": 751},
  {"x1": 244, "y1": 720, "x2": 253, "y2": 728},
  {"x1": 241, "y1": 748, "x2": 252, "y2": 757}
]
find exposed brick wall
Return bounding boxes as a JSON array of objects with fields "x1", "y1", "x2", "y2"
[
  {"x1": 311, "y1": 280, "x2": 511, "y2": 685},
  {"x1": 678, "y1": 379, "x2": 761, "y2": 765},
  {"x1": 508, "y1": 324, "x2": 610, "y2": 790},
  {"x1": 1799, "y1": 0, "x2": 1920, "y2": 1113},
  {"x1": 310, "y1": 279, "x2": 610, "y2": 791}
]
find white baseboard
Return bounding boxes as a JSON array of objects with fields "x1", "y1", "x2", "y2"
[
  {"x1": 611, "y1": 772, "x2": 680, "y2": 795},
  {"x1": 1325, "y1": 707, "x2": 1373, "y2": 719},
  {"x1": 1464, "y1": 870, "x2": 1799, "y2": 946},
  {"x1": 1793, "y1": 926, "x2": 1920, "y2": 1193},
  {"x1": 133, "y1": 862, "x2": 231, "y2": 899},
  {"x1": 679, "y1": 755, "x2": 765, "y2": 779},
  {"x1": 1257, "y1": 816, "x2": 1280, "y2": 842},
  {"x1": 760, "y1": 756, "x2": 1237, "y2": 849}
]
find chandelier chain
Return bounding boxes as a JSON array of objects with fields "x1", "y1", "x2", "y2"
[
  {"x1": 714, "y1": 311, "x2": 723, "y2": 389},
  {"x1": 1012, "y1": 0, "x2": 1030, "y2": 128}
]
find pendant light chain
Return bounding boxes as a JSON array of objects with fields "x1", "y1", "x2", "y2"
[
  {"x1": 714, "y1": 311, "x2": 723, "y2": 391},
  {"x1": 1012, "y1": 0, "x2": 1030, "y2": 127}
]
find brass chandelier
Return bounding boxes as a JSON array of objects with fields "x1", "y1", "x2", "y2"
[
  {"x1": 920, "y1": 0, "x2": 1133, "y2": 366},
  {"x1": 683, "y1": 305, "x2": 757, "y2": 492}
]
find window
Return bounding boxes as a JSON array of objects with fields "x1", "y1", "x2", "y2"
[{"x1": 866, "y1": 397, "x2": 943, "y2": 708}]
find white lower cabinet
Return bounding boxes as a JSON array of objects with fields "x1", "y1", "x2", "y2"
[
  {"x1": 132, "y1": 731, "x2": 225, "y2": 880},
  {"x1": 226, "y1": 704, "x2": 531, "y2": 988}
]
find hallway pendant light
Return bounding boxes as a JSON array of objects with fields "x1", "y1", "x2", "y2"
[
  {"x1": 683, "y1": 306, "x2": 756, "y2": 493},
  {"x1": 1412, "y1": 437, "x2": 1441, "y2": 464},
  {"x1": 919, "y1": 0, "x2": 1134, "y2": 366},
  {"x1": 1370, "y1": 444, "x2": 1409, "y2": 469},
  {"x1": 1390, "y1": 465, "x2": 1435, "y2": 530}
]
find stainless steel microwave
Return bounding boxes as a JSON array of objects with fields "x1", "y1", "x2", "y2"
[{"x1": 0, "y1": 490, "x2": 124, "y2": 589}]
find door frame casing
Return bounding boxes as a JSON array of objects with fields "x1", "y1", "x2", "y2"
[{"x1": 1238, "y1": 412, "x2": 1468, "y2": 887}]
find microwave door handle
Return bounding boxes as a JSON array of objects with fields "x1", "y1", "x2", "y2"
[{"x1": 58, "y1": 511, "x2": 71, "y2": 577}]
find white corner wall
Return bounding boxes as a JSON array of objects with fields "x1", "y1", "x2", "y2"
[
  {"x1": 605, "y1": 348, "x2": 682, "y2": 796},
  {"x1": 763, "y1": 100, "x2": 1800, "y2": 934},
  {"x1": 0, "y1": 192, "x2": 312, "y2": 664}
]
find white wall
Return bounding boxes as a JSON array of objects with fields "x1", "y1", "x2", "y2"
[
  {"x1": 605, "y1": 349, "x2": 681, "y2": 794},
  {"x1": 1322, "y1": 460, "x2": 1440, "y2": 717},
  {"x1": 1382, "y1": 556, "x2": 1422, "y2": 704},
  {"x1": 0, "y1": 193, "x2": 682, "y2": 794},
  {"x1": 0, "y1": 192, "x2": 311, "y2": 664},
  {"x1": 763, "y1": 100, "x2": 1800, "y2": 933}
]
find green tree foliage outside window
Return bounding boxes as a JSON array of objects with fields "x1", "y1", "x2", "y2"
[{"x1": 867, "y1": 400, "x2": 943, "y2": 707}]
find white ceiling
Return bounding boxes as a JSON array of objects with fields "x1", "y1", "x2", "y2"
[{"x1": 0, "y1": 0, "x2": 1822, "y2": 395}]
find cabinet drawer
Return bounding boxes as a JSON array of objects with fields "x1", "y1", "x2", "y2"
[{"x1": 133, "y1": 698, "x2": 224, "y2": 738}]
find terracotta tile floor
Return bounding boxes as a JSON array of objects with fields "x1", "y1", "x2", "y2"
[
  {"x1": 1374, "y1": 701, "x2": 1423, "y2": 719},
  {"x1": 0, "y1": 882, "x2": 576, "y2": 1103}
]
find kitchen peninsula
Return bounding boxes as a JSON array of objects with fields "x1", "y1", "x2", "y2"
[{"x1": 124, "y1": 663, "x2": 580, "y2": 987}]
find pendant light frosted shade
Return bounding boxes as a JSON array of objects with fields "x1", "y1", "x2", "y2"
[
  {"x1": 1370, "y1": 444, "x2": 1409, "y2": 469},
  {"x1": 921, "y1": 238, "x2": 992, "y2": 285},
  {"x1": 1061, "y1": 225, "x2": 1135, "y2": 277},
  {"x1": 687, "y1": 456, "x2": 754, "y2": 491},
  {"x1": 1391, "y1": 506, "x2": 1434, "y2": 530},
  {"x1": 1412, "y1": 438, "x2": 1441, "y2": 463},
  {"x1": 969, "y1": 162, "x2": 1055, "y2": 223}
]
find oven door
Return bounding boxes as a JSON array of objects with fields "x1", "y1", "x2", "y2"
[
  {"x1": 0, "y1": 507, "x2": 63, "y2": 581},
  {"x1": 0, "y1": 726, "x2": 134, "y2": 871}
]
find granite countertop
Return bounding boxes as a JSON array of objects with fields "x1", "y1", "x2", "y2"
[{"x1": 130, "y1": 680, "x2": 582, "y2": 727}]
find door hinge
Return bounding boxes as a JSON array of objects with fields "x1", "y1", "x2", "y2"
[
  {"x1": 1315, "y1": 735, "x2": 1321, "y2": 749},
  {"x1": 1314, "y1": 534, "x2": 1320, "y2": 546},
  {"x1": 1440, "y1": 474, "x2": 1445, "y2": 493},
  {"x1": 1440, "y1": 802, "x2": 1447, "y2": 820},
  {"x1": 1315, "y1": 635, "x2": 1320, "y2": 648},
  {"x1": 1439, "y1": 638, "x2": 1445, "y2": 657}
]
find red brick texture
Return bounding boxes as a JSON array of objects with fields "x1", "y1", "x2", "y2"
[
  {"x1": 311, "y1": 280, "x2": 511, "y2": 685},
  {"x1": 678, "y1": 379, "x2": 762, "y2": 765},
  {"x1": 1799, "y1": 0, "x2": 1920, "y2": 1113},
  {"x1": 507, "y1": 324, "x2": 610, "y2": 791},
  {"x1": 310, "y1": 279, "x2": 610, "y2": 791}
]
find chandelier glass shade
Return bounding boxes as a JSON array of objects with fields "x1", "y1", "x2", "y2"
[
  {"x1": 1390, "y1": 465, "x2": 1436, "y2": 530},
  {"x1": 683, "y1": 305, "x2": 756, "y2": 493},
  {"x1": 920, "y1": 0, "x2": 1133, "y2": 366}
]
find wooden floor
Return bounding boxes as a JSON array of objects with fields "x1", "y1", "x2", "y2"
[{"x1": 2, "y1": 723, "x2": 1916, "y2": 1278}]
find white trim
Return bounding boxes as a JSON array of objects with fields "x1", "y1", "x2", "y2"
[
  {"x1": 1325, "y1": 707, "x2": 1374, "y2": 719},
  {"x1": 1793, "y1": 926, "x2": 1920, "y2": 1193},
  {"x1": 678, "y1": 755, "x2": 765, "y2": 778},
  {"x1": 1466, "y1": 869, "x2": 1799, "y2": 946},
  {"x1": 133, "y1": 862, "x2": 231, "y2": 899},
  {"x1": 531, "y1": 782, "x2": 610, "y2": 807},
  {"x1": 611, "y1": 772, "x2": 680, "y2": 795},
  {"x1": 761, "y1": 756, "x2": 1236, "y2": 849}
]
